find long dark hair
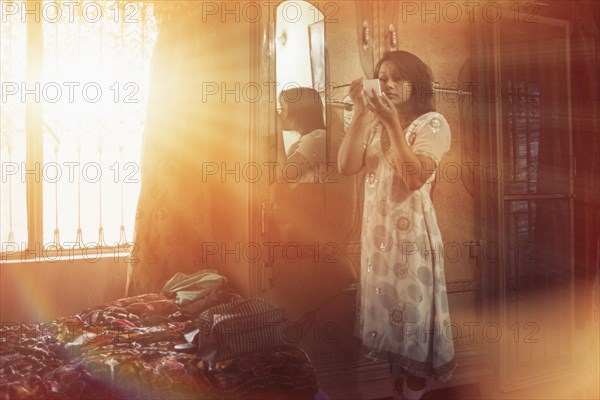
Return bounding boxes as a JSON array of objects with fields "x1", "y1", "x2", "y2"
[
  {"x1": 374, "y1": 51, "x2": 435, "y2": 116},
  {"x1": 279, "y1": 87, "x2": 325, "y2": 134}
]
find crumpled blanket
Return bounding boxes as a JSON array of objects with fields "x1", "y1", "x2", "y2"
[{"x1": 0, "y1": 293, "x2": 318, "y2": 399}]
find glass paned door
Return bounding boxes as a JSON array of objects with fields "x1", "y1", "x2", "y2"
[{"x1": 495, "y1": 13, "x2": 574, "y2": 391}]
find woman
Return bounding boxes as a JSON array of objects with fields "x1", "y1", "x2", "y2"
[
  {"x1": 278, "y1": 87, "x2": 327, "y2": 183},
  {"x1": 338, "y1": 51, "x2": 456, "y2": 400}
]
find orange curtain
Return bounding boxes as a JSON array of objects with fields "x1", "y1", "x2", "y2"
[{"x1": 126, "y1": 4, "x2": 218, "y2": 295}]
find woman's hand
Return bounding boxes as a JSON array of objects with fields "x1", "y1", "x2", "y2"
[
  {"x1": 349, "y1": 78, "x2": 367, "y2": 116},
  {"x1": 338, "y1": 79, "x2": 371, "y2": 176},
  {"x1": 364, "y1": 90, "x2": 400, "y2": 129}
]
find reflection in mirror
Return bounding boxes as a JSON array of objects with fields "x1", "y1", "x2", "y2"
[
  {"x1": 276, "y1": 1, "x2": 326, "y2": 183},
  {"x1": 278, "y1": 87, "x2": 326, "y2": 183}
]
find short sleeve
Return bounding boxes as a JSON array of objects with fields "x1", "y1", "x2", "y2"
[
  {"x1": 410, "y1": 112, "x2": 451, "y2": 167},
  {"x1": 292, "y1": 129, "x2": 327, "y2": 164}
]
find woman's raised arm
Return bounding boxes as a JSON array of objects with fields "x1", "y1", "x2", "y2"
[{"x1": 337, "y1": 79, "x2": 371, "y2": 176}]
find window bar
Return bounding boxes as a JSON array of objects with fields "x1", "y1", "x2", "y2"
[
  {"x1": 97, "y1": 135, "x2": 107, "y2": 247},
  {"x1": 74, "y1": 137, "x2": 84, "y2": 248},
  {"x1": 525, "y1": 83, "x2": 531, "y2": 194},
  {"x1": 118, "y1": 144, "x2": 127, "y2": 247},
  {"x1": 514, "y1": 82, "x2": 520, "y2": 188},
  {"x1": 26, "y1": 0, "x2": 44, "y2": 252},
  {"x1": 73, "y1": 11, "x2": 83, "y2": 249},
  {"x1": 513, "y1": 81, "x2": 519, "y2": 187},
  {"x1": 5, "y1": 14, "x2": 15, "y2": 247},
  {"x1": 527, "y1": 85, "x2": 537, "y2": 241},
  {"x1": 50, "y1": 15, "x2": 62, "y2": 250},
  {"x1": 43, "y1": 122, "x2": 62, "y2": 250},
  {"x1": 96, "y1": 6, "x2": 107, "y2": 248},
  {"x1": 507, "y1": 80, "x2": 514, "y2": 185},
  {"x1": 51, "y1": 138, "x2": 61, "y2": 249},
  {"x1": 508, "y1": 81, "x2": 516, "y2": 280},
  {"x1": 517, "y1": 82, "x2": 525, "y2": 188},
  {"x1": 117, "y1": 16, "x2": 127, "y2": 248},
  {"x1": 6, "y1": 133, "x2": 15, "y2": 244}
]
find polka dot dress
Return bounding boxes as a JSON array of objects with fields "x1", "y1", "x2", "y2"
[{"x1": 355, "y1": 112, "x2": 456, "y2": 382}]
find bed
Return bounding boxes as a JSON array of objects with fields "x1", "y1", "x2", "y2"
[{"x1": 0, "y1": 289, "x2": 320, "y2": 399}]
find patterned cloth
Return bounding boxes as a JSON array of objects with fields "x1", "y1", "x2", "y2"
[
  {"x1": 1, "y1": 294, "x2": 318, "y2": 399},
  {"x1": 355, "y1": 111, "x2": 456, "y2": 382}
]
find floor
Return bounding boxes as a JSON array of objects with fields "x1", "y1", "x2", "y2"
[
  {"x1": 373, "y1": 382, "x2": 481, "y2": 399},
  {"x1": 318, "y1": 286, "x2": 599, "y2": 400},
  {"x1": 371, "y1": 373, "x2": 599, "y2": 400}
]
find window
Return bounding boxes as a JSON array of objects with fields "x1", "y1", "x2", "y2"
[{"x1": 1, "y1": 1, "x2": 158, "y2": 259}]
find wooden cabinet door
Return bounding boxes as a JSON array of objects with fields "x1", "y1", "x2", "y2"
[{"x1": 478, "y1": 12, "x2": 575, "y2": 392}]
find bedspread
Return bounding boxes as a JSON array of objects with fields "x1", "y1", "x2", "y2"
[{"x1": 0, "y1": 294, "x2": 318, "y2": 399}]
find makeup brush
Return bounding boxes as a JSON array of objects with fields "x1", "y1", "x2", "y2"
[{"x1": 332, "y1": 83, "x2": 352, "y2": 89}]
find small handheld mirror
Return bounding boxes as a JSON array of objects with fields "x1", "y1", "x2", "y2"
[{"x1": 363, "y1": 79, "x2": 382, "y2": 96}]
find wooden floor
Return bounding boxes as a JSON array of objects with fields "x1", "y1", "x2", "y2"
[
  {"x1": 373, "y1": 383, "x2": 482, "y2": 399},
  {"x1": 321, "y1": 367, "x2": 598, "y2": 400},
  {"x1": 318, "y1": 317, "x2": 599, "y2": 400},
  {"x1": 318, "y1": 284, "x2": 599, "y2": 400}
]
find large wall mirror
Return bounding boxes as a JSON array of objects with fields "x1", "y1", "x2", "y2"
[{"x1": 275, "y1": 1, "x2": 327, "y2": 183}]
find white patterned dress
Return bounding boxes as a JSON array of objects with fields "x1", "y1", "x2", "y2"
[{"x1": 354, "y1": 111, "x2": 456, "y2": 382}]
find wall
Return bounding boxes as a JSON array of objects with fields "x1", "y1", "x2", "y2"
[{"x1": 0, "y1": 255, "x2": 128, "y2": 324}]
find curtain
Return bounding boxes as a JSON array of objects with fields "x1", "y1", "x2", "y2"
[{"x1": 126, "y1": 3, "x2": 221, "y2": 295}]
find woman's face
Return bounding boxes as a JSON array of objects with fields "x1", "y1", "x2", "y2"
[
  {"x1": 278, "y1": 97, "x2": 294, "y2": 131},
  {"x1": 377, "y1": 61, "x2": 413, "y2": 107}
]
